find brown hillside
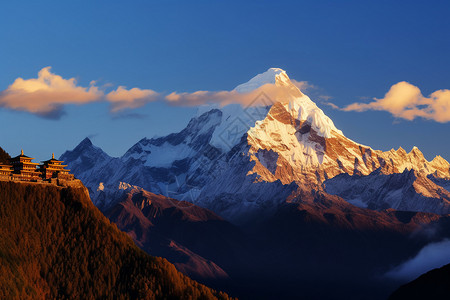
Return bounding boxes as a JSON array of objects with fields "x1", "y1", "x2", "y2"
[{"x1": 0, "y1": 181, "x2": 230, "y2": 300}]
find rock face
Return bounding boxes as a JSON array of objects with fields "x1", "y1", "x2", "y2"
[{"x1": 61, "y1": 68, "x2": 450, "y2": 222}]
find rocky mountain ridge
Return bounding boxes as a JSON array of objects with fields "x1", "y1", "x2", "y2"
[{"x1": 61, "y1": 68, "x2": 450, "y2": 222}]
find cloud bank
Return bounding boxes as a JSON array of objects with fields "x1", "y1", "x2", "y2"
[
  {"x1": 11, "y1": 67, "x2": 449, "y2": 125},
  {"x1": 344, "y1": 81, "x2": 450, "y2": 122},
  {"x1": 0, "y1": 67, "x2": 322, "y2": 119},
  {"x1": 385, "y1": 239, "x2": 450, "y2": 281},
  {"x1": 0, "y1": 67, "x2": 160, "y2": 119}
]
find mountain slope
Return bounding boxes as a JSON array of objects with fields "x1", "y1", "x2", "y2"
[
  {"x1": 101, "y1": 185, "x2": 246, "y2": 283},
  {"x1": 389, "y1": 263, "x2": 450, "y2": 300},
  {"x1": 0, "y1": 181, "x2": 229, "y2": 299},
  {"x1": 93, "y1": 183, "x2": 450, "y2": 300}
]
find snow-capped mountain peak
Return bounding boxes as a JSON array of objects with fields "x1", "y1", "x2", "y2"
[
  {"x1": 195, "y1": 68, "x2": 343, "y2": 155},
  {"x1": 234, "y1": 68, "x2": 343, "y2": 138},
  {"x1": 234, "y1": 67, "x2": 287, "y2": 93},
  {"x1": 61, "y1": 68, "x2": 450, "y2": 222}
]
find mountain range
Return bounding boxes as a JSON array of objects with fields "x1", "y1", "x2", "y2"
[
  {"x1": 62, "y1": 68, "x2": 450, "y2": 222},
  {"x1": 60, "y1": 68, "x2": 450, "y2": 299}
]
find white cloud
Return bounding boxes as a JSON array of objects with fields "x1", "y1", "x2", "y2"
[
  {"x1": 344, "y1": 81, "x2": 450, "y2": 122},
  {"x1": 385, "y1": 239, "x2": 450, "y2": 281},
  {"x1": 0, "y1": 67, "x2": 163, "y2": 117},
  {"x1": 323, "y1": 102, "x2": 339, "y2": 109},
  {"x1": 0, "y1": 67, "x2": 102, "y2": 118},
  {"x1": 106, "y1": 86, "x2": 159, "y2": 112}
]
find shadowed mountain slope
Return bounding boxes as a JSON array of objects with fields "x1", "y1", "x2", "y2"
[
  {"x1": 101, "y1": 186, "x2": 247, "y2": 284},
  {"x1": 389, "y1": 263, "x2": 450, "y2": 300}
]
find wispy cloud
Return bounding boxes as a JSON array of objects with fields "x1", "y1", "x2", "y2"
[
  {"x1": 291, "y1": 79, "x2": 315, "y2": 92},
  {"x1": 385, "y1": 239, "x2": 450, "y2": 281},
  {"x1": 165, "y1": 82, "x2": 305, "y2": 107},
  {"x1": 323, "y1": 102, "x2": 339, "y2": 109},
  {"x1": 106, "y1": 86, "x2": 159, "y2": 112},
  {"x1": 343, "y1": 81, "x2": 450, "y2": 122}
]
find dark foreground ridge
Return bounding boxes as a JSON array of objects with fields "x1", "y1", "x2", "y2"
[
  {"x1": 389, "y1": 263, "x2": 450, "y2": 300},
  {"x1": 0, "y1": 181, "x2": 230, "y2": 299}
]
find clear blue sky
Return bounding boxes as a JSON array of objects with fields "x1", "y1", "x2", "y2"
[{"x1": 1, "y1": 1, "x2": 449, "y2": 161}]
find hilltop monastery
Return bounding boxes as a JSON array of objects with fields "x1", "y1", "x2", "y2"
[{"x1": 0, "y1": 150, "x2": 74, "y2": 183}]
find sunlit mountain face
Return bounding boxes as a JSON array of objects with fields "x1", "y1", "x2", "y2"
[{"x1": 60, "y1": 68, "x2": 450, "y2": 299}]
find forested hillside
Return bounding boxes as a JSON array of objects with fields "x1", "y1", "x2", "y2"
[{"x1": 0, "y1": 181, "x2": 229, "y2": 299}]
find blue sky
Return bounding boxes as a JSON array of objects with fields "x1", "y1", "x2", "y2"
[{"x1": 1, "y1": 1, "x2": 449, "y2": 161}]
